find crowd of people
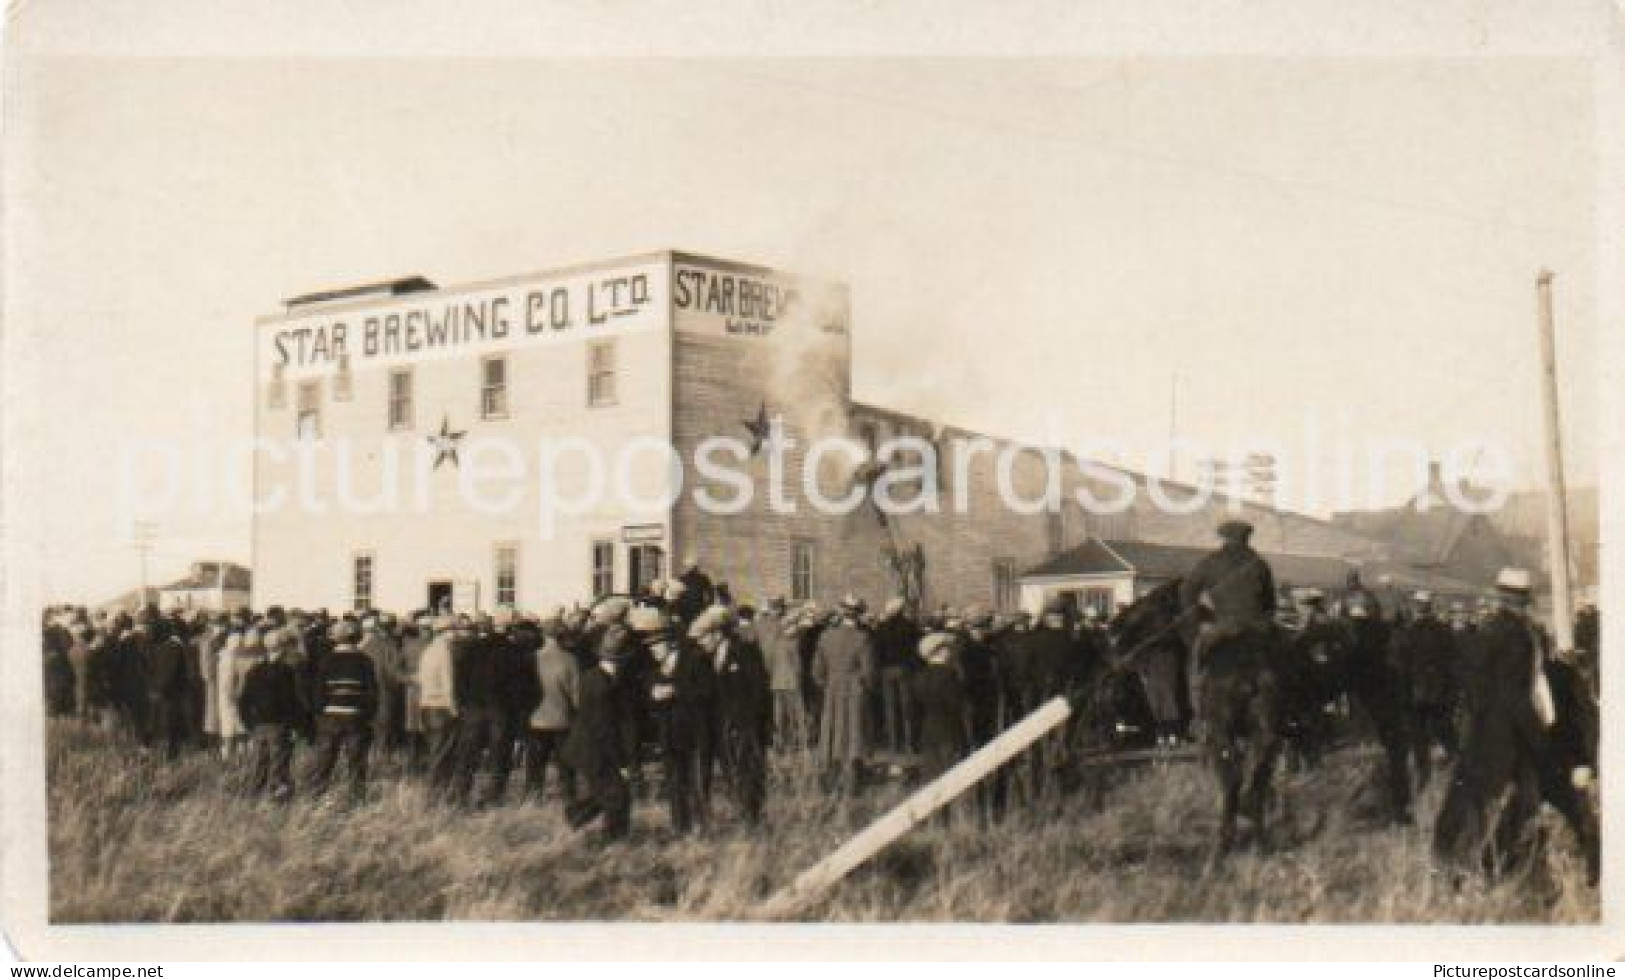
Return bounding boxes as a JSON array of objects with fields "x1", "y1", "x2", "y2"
[
  {"x1": 39, "y1": 562, "x2": 1119, "y2": 841},
  {"x1": 39, "y1": 539, "x2": 1602, "y2": 848}
]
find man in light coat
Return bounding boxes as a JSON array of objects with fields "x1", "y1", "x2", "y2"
[
  {"x1": 414, "y1": 615, "x2": 460, "y2": 790},
  {"x1": 756, "y1": 597, "x2": 806, "y2": 752},
  {"x1": 526, "y1": 611, "x2": 581, "y2": 804},
  {"x1": 813, "y1": 595, "x2": 877, "y2": 792}
]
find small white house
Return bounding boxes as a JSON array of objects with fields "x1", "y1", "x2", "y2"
[
  {"x1": 158, "y1": 561, "x2": 253, "y2": 613},
  {"x1": 1018, "y1": 538, "x2": 1363, "y2": 619}
]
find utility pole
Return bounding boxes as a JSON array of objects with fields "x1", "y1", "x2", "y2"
[
  {"x1": 131, "y1": 520, "x2": 157, "y2": 606},
  {"x1": 1535, "y1": 270, "x2": 1576, "y2": 654}
]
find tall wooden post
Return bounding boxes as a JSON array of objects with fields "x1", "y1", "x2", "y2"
[{"x1": 1536, "y1": 270, "x2": 1576, "y2": 653}]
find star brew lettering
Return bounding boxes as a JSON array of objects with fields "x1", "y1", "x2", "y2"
[{"x1": 673, "y1": 267, "x2": 801, "y2": 336}]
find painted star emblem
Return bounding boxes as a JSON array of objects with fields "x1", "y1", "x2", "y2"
[
  {"x1": 426, "y1": 414, "x2": 466, "y2": 470},
  {"x1": 741, "y1": 402, "x2": 772, "y2": 457}
]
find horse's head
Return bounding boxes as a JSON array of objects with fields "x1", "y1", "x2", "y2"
[{"x1": 1108, "y1": 579, "x2": 1186, "y2": 657}]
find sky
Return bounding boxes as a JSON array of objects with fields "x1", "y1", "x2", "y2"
[{"x1": 6, "y1": 54, "x2": 1600, "y2": 603}]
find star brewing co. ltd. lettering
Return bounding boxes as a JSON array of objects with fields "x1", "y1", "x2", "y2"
[{"x1": 268, "y1": 271, "x2": 655, "y2": 370}]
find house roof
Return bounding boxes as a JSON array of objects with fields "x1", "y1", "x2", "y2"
[
  {"x1": 160, "y1": 561, "x2": 252, "y2": 593},
  {"x1": 283, "y1": 276, "x2": 437, "y2": 310}
]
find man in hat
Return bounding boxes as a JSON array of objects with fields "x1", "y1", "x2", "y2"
[
  {"x1": 142, "y1": 616, "x2": 194, "y2": 759},
  {"x1": 1392, "y1": 589, "x2": 1460, "y2": 787},
  {"x1": 1179, "y1": 519, "x2": 1277, "y2": 700},
  {"x1": 447, "y1": 611, "x2": 534, "y2": 808},
  {"x1": 635, "y1": 606, "x2": 715, "y2": 834},
  {"x1": 1435, "y1": 567, "x2": 1599, "y2": 881},
  {"x1": 359, "y1": 614, "x2": 405, "y2": 755},
  {"x1": 309, "y1": 619, "x2": 379, "y2": 803},
  {"x1": 693, "y1": 605, "x2": 769, "y2": 824},
  {"x1": 757, "y1": 597, "x2": 806, "y2": 752},
  {"x1": 525, "y1": 609, "x2": 580, "y2": 804},
  {"x1": 414, "y1": 614, "x2": 461, "y2": 788},
  {"x1": 562, "y1": 624, "x2": 641, "y2": 842},
  {"x1": 812, "y1": 595, "x2": 877, "y2": 791},
  {"x1": 910, "y1": 630, "x2": 967, "y2": 783},
  {"x1": 238, "y1": 628, "x2": 305, "y2": 801},
  {"x1": 675, "y1": 553, "x2": 716, "y2": 627},
  {"x1": 872, "y1": 596, "x2": 921, "y2": 756}
]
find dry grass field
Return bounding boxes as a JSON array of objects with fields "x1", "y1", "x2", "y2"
[{"x1": 46, "y1": 720, "x2": 1597, "y2": 924}]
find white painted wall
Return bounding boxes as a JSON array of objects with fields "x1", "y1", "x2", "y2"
[{"x1": 252, "y1": 255, "x2": 675, "y2": 613}]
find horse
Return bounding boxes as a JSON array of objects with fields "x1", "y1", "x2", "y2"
[
  {"x1": 1107, "y1": 581, "x2": 1291, "y2": 864},
  {"x1": 1106, "y1": 580, "x2": 1193, "y2": 745},
  {"x1": 1197, "y1": 624, "x2": 1292, "y2": 865},
  {"x1": 1276, "y1": 619, "x2": 1353, "y2": 770}
]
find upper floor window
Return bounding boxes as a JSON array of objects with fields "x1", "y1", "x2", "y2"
[
  {"x1": 588, "y1": 340, "x2": 617, "y2": 407},
  {"x1": 388, "y1": 368, "x2": 414, "y2": 430},
  {"x1": 296, "y1": 380, "x2": 322, "y2": 440},
  {"x1": 333, "y1": 352, "x2": 353, "y2": 401},
  {"x1": 481, "y1": 355, "x2": 509, "y2": 419}
]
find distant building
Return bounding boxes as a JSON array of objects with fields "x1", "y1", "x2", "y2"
[
  {"x1": 1330, "y1": 461, "x2": 1525, "y2": 589},
  {"x1": 157, "y1": 561, "x2": 252, "y2": 612},
  {"x1": 1017, "y1": 537, "x2": 1482, "y2": 619}
]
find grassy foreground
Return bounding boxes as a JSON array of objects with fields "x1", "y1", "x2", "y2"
[{"x1": 46, "y1": 720, "x2": 1596, "y2": 924}]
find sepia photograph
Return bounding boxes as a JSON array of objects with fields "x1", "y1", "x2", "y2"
[{"x1": 2, "y1": 0, "x2": 1619, "y2": 961}]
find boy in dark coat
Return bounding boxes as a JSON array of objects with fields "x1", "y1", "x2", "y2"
[
  {"x1": 911, "y1": 631, "x2": 968, "y2": 782},
  {"x1": 238, "y1": 631, "x2": 305, "y2": 800}
]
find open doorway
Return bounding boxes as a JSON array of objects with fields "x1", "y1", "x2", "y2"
[
  {"x1": 628, "y1": 544, "x2": 664, "y2": 598},
  {"x1": 426, "y1": 580, "x2": 453, "y2": 614}
]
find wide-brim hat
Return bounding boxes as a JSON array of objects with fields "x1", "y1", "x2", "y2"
[
  {"x1": 918, "y1": 632, "x2": 954, "y2": 661},
  {"x1": 688, "y1": 604, "x2": 734, "y2": 639},
  {"x1": 1495, "y1": 568, "x2": 1533, "y2": 594},
  {"x1": 628, "y1": 606, "x2": 669, "y2": 634}
]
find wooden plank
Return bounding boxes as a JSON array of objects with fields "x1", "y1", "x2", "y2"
[{"x1": 760, "y1": 696, "x2": 1073, "y2": 919}]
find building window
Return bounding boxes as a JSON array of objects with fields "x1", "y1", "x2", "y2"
[
  {"x1": 992, "y1": 558, "x2": 1018, "y2": 612},
  {"x1": 333, "y1": 352, "x2": 353, "y2": 401},
  {"x1": 296, "y1": 379, "x2": 322, "y2": 440},
  {"x1": 1083, "y1": 587, "x2": 1116, "y2": 620},
  {"x1": 353, "y1": 553, "x2": 374, "y2": 612},
  {"x1": 630, "y1": 544, "x2": 664, "y2": 597},
  {"x1": 591, "y1": 540, "x2": 615, "y2": 598},
  {"x1": 792, "y1": 541, "x2": 815, "y2": 603},
  {"x1": 388, "y1": 368, "x2": 414, "y2": 430},
  {"x1": 267, "y1": 363, "x2": 287, "y2": 410},
  {"x1": 481, "y1": 355, "x2": 509, "y2": 419},
  {"x1": 587, "y1": 340, "x2": 617, "y2": 407},
  {"x1": 494, "y1": 542, "x2": 518, "y2": 608}
]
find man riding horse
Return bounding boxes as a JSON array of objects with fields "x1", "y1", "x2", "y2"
[
  {"x1": 1179, "y1": 519, "x2": 1287, "y2": 863},
  {"x1": 1179, "y1": 519, "x2": 1277, "y2": 709}
]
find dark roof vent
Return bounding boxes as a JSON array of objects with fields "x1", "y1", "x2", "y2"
[{"x1": 282, "y1": 276, "x2": 437, "y2": 311}]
